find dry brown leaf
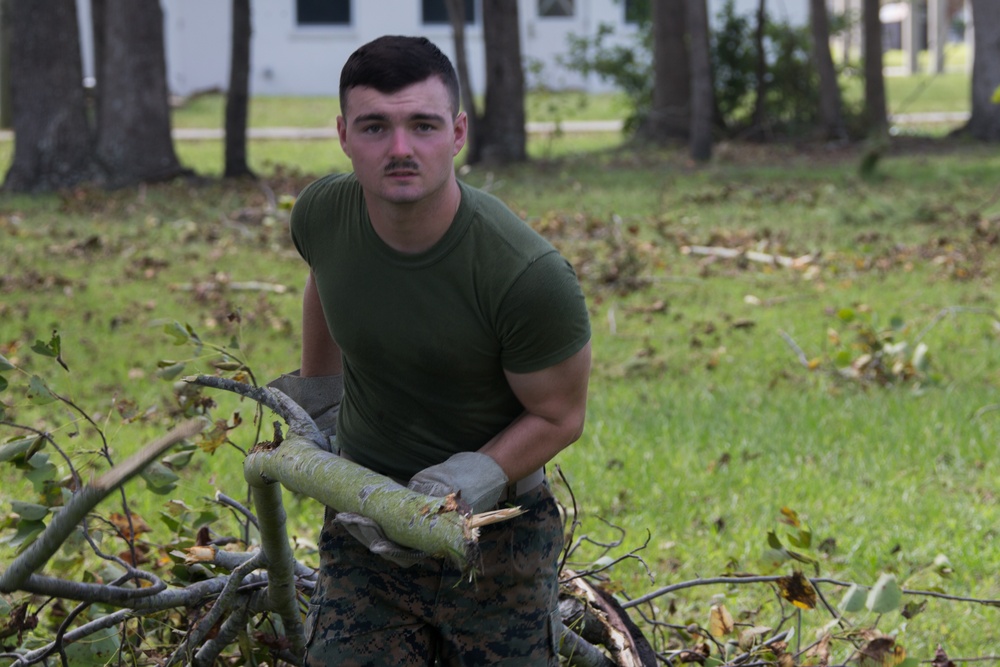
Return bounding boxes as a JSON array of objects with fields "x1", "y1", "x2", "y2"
[
  {"x1": 708, "y1": 603, "x2": 734, "y2": 637},
  {"x1": 776, "y1": 571, "x2": 817, "y2": 610}
]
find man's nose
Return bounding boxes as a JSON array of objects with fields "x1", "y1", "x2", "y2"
[{"x1": 388, "y1": 128, "x2": 413, "y2": 157}]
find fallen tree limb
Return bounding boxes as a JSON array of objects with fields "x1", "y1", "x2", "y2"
[
  {"x1": 0, "y1": 419, "x2": 206, "y2": 594},
  {"x1": 190, "y1": 374, "x2": 495, "y2": 570},
  {"x1": 681, "y1": 245, "x2": 817, "y2": 268}
]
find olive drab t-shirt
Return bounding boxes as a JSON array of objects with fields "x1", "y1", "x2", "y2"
[{"x1": 290, "y1": 173, "x2": 591, "y2": 481}]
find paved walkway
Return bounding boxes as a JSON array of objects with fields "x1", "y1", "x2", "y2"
[{"x1": 0, "y1": 114, "x2": 969, "y2": 143}]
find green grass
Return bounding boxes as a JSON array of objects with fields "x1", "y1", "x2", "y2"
[{"x1": 2, "y1": 109, "x2": 999, "y2": 661}]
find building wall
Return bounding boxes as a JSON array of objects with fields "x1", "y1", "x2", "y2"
[
  {"x1": 69, "y1": 0, "x2": 810, "y2": 99},
  {"x1": 159, "y1": 0, "x2": 646, "y2": 98}
]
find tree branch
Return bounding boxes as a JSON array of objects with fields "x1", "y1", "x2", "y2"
[
  {"x1": 243, "y1": 433, "x2": 476, "y2": 568},
  {"x1": 0, "y1": 419, "x2": 206, "y2": 594},
  {"x1": 251, "y1": 481, "x2": 306, "y2": 659}
]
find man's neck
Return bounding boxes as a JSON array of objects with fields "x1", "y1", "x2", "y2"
[{"x1": 366, "y1": 180, "x2": 462, "y2": 254}]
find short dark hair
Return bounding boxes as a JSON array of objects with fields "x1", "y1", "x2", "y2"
[{"x1": 339, "y1": 35, "x2": 461, "y2": 117}]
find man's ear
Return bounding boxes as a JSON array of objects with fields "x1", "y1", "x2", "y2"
[
  {"x1": 452, "y1": 111, "x2": 468, "y2": 156},
  {"x1": 337, "y1": 115, "x2": 350, "y2": 157}
]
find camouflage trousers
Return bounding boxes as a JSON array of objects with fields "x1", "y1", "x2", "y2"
[{"x1": 303, "y1": 484, "x2": 564, "y2": 667}]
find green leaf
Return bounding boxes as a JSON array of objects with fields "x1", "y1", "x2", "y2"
[
  {"x1": 141, "y1": 461, "x2": 180, "y2": 490},
  {"x1": 156, "y1": 362, "x2": 186, "y2": 380},
  {"x1": 787, "y1": 526, "x2": 812, "y2": 549},
  {"x1": 760, "y1": 548, "x2": 787, "y2": 571},
  {"x1": 766, "y1": 530, "x2": 783, "y2": 549},
  {"x1": 164, "y1": 321, "x2": 192, "y2": 345},
  {"x1": 866, "y1": 573, "x2": 903, "y2": 614},
  {"x1": 0, "y1": 436, "x2": 41, "y2": 463},
  {"x1": 0, "y1": 354, "x2": 14, "y2": 371},
  {"x1": 837, "y1": 307, "x2": 856, "y2": 322},
  {"x1": 159, "y1": 512, "x2": 182, "y2": 532},
  {"x1": 26, "y1": 375, "x2": 57, "y2": 405},
  {"x1": 0, "y1": 375, "x2": 8, "y2": 392},
  {"x1": 162, "y1": 448, "x2": 196, "y2": 469},
  {"x1": 63, "y1": 623, "x2": 121, "y2": 665},
  {"x1": 839, "y1": 583, "x2": 868, "y2": 612},
  {"x1": 24, "y1": 454, "x2": 57, "y2": 493},
  {"x1": 2, "y1": 519, "x2": 46, "y2": 552},
  {"x1": 9, "y1": 501, "x2": 50, "y2": 521},
  {"x1": 31, "y1": 331, "x2": 61, "y2": 358}
]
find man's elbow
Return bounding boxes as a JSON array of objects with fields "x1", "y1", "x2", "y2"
[{"x1": 563, "y1": 408, "x2": 587, "y2": 446}]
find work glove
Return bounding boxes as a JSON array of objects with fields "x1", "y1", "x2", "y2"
[
  {"x1": 407, "y1": 451, "x2": 509, "y2": 515},
  {"x1": 332, "y1": 512, "x2": 428, "y2": 568},
  {"x1": 334, "y1": 452, "x2": 508, "y2": 567},
  {"x1": 266, "y1": 370, "x2": 342, "y2": 442}
]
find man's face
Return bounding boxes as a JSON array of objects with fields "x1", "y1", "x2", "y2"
[{"x1": 337, "y1": 77, "x2": 467, "y2": 208}]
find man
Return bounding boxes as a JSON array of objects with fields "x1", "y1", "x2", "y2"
[{"x1": 272, "y1": 35, "x2": 591, "y2": 666}]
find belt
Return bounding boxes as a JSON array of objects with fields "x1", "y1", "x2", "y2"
[{"x1": 496, "y1": 467, "x2": 546, "y2": 504}]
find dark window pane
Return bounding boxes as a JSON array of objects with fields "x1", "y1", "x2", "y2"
[
  {"x1": 423, "y1": 0, "x2": 475, "y2": 24},
  {"x1": 297, "y1": 0, "x2": 351, "y2": 25},
  {"x1": 539, "y1": 0, "x2": 574, "y2": 17}
]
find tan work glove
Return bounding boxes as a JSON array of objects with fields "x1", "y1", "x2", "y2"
[
  {"x1": 266, "y1": 370, "x2": 342, "y2": 441},
  {"x1": 335, "y1": 452, "x2": 508, "y2": 567},
  {"x1": 407, "y1": 451, "x2": 509, "y2": 515}
]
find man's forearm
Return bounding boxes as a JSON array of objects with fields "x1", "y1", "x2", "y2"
[{"x1": 479, "y1": 408, "x2": 585, "y2": 483}]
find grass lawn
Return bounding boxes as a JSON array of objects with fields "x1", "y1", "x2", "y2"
[{"x1": 1, "y1": 87, "x2": 998, "y2": 663}]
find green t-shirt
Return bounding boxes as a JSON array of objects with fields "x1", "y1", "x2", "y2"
[{"x1": 290, "y1": 173, "x2": 591, "y2": 480}]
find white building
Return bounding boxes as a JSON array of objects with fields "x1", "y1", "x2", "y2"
[
  {"x1": 70, "y1": 0, "x2": 806, "y2": 98},
  {"x1": 71, "y1": 0, "x2": 964, "y2": 99}
]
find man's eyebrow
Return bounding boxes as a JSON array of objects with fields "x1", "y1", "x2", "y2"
[{"x1": 351, "y1": 112, "x2": 448, "y2": 126}]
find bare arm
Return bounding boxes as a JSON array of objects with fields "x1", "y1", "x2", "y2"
[
  {"x1": 300, "y1": 271, "x2": 343, "y2": 377},
  {"x1": 478, "y1": 341, "x2": 592, "y2": 483}
]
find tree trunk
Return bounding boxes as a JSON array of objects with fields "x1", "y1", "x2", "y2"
[
  {"x1": 687, "y1": 0, "x2": 713, "y2": 161},
  {"x1": 225, "y1": 0, "x2": 254, "y2": 178},
  {"x1": 810, "y1": 0, "x2": 847, "y2": 140},
  {"x1": 444, "y1": 0, "x2": 479, "y2": 160},
  {"x1": 469, "y1": 0, "x2": 526, "y2": 165},
  {"x1": 641, "y1": 0, "x2": 690, "y2": 143},
  {"x1": 0, "y1": 0, "x2": 12, "y2": 129},
  {"x1": 861, "y1": 0, "x2": 887, "y2": 137},
  {"x1": 2, "y1": 0, "x2": 102, "y2": 192},
  {"x1": 95, "y1": 0, "x2": 186, "y2": 186},
  {"x1": 963, "y1": 0, "x2": 1000, "y2": 140},
  {"x1": 749, "y1": 0, "x2": 770, "y2": 140}
]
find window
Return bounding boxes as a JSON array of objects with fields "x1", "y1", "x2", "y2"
[
  {"x1": 297, "y1": 0, "x2": 351, "y2": 25},
  {"x1": 539, "y1": 0, "x2": 574, "y2": 18},
  {"x1": 422, "y1": 0, "x2": 475, "y2": 24},
  {"x1": 624, "y1": 0, "x2": 650, "y2": 24}
]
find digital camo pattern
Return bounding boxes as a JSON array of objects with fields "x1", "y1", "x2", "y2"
[{"x1": 303, "y1": 485, "x2": 563, "y2": 666}]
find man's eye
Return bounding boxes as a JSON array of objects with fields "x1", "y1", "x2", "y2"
[
  {"x1": 415, "y1": 123, "x2": 436, "y2": 132},
  {"x1": 361, "y1": 125, "x2": 383, "y2": 134}
]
